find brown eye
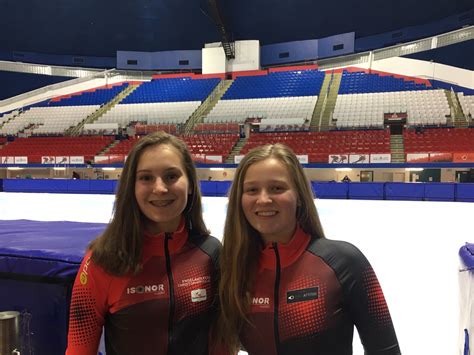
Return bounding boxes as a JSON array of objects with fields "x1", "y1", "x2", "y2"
[{"x1": 138, "y1": 174, "x2": 153, "y2": 182}]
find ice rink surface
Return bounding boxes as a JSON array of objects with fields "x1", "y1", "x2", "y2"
[{"x1": 1, "y1": 192, "x2": 473, "y2": 354}]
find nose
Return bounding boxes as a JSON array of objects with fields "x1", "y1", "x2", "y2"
[
  {"x1": 256, "y1": 189, "x2": 272, "y2": 204},
  {"x1": 152, "y1": 178, "x2": 168, "y2": 193}
]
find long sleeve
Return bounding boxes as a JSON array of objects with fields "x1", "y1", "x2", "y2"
[
  {"x1": 66, "y1": 252, "x2": 110, "y2": 355},
  {"x1": 341, "y1": 244, "x2": 401, "y2": 355}
]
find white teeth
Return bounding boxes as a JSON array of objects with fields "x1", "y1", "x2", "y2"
[
  {"x1": 150, "y1": 200, "x2": 173, "y2": 207},
  {"x1": 256, "y1": 211, "x2": 277, "y2": 216}
]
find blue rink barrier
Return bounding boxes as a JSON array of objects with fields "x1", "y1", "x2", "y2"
[
  {"x1": 1, "y1": 179, "x2": 474, "y2": 202},
  {"x1": 200, "y1": 180, "x2": 232, "y2": 196},
  {"x1": 348, "y1": 182, "x2": 385, "y2": 200},
  {"x1": 384, "y1": 182, "x2": 425, "y2": 201},
  {"x1": 312, "y1": 182, "x2": 349, "y2": 199}
]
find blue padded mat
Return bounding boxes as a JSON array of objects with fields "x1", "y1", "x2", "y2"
[
  {"x1": 460, "y1": 243, "x2": 474, "y2": 270},
  {"x1": 0, "y1": 219, "x2": 106, "y2": 279}
]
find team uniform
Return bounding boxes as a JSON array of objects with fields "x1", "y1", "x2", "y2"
[
  {"x1": 240, "y1": 226, "x2": 401, "y2": 355},
  {"x1": 66, "y1": 220, "x2": 220, "y2": 355}
]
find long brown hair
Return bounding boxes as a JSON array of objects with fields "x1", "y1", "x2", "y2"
[
  {"x1": 90, "y1": 131, "x2": 208, "y2": 276},
  {"x1": 217, "y1": 143, "x2": 325, "y2": 352}
]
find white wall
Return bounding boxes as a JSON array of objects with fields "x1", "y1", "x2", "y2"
[
  {"x1": 225, "y1": 40, "x2": 260, "y2": 73},
  {"x1": 202, "y1": 40, "x2": 260, "y2": 74},
  {"x1": 202, "y1": 47, "x2": 227, "y2": 75},
  {"x1": 354, "y1": 57, "x2": 474, "y2": 89}
]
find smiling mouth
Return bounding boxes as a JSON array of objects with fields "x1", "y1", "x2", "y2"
[
  {"x1": 256, "y1": 211, "x2": 277, "y2": 217},
  {"x1": 150, "y1": 200, "x2": 174, "y2": 207}
]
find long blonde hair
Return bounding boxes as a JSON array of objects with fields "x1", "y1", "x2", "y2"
[
  {"x1": 217, "y1": 143, "x2": 325, "y2": 352},
  {"x1": 90, "y1": 131, "x2": 208, "y2": 276}
]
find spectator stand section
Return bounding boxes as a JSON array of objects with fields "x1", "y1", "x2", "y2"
[
  {"x1": 100, "y1": 133, "x2": 239, "y2": 164},
  {"x1": 332, "y1": 69, "x2": 450, "y2": 129},
  {"x1": 96, "y1": 75, "x2": 221, "y2": 133},
  {"x1": 404, "y1": 127, "x2": 474, "y2": 164},
  {"x1": 0, "y1": 83, "x2": 129, "y2": 136},
  {"x1": 205, "y1": 68, "x2": 325, "y2": 132},
  {"x1": 237, "y1": 130, "x2": 391, "y2": 164},
  {"x1": 0, "y1": 136, "x2": 114, "y2": 165}
]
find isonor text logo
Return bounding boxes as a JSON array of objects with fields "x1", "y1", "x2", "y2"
[
  {"x1": 252, "y1": 297, "x2": 270, "y2": 305},
  {"x1": 127, "y1": 284, "x2": 164, "y2": 294}
]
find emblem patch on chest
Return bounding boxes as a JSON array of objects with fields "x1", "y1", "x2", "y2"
[
  {"x1": 191, "y1": 288, "x2": 207, "y2": 302},
  {"x1": 286, "y1": 287, "x2": 319, "y2": 304}
]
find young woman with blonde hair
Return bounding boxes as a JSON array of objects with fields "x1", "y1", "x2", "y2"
[{"x1": 218, "y1": 143, "x2": 400, "y2": 355}]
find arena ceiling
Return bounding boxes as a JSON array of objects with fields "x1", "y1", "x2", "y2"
[{"x1": 0, "y1": 0, "x2": 472, "y2": 57}]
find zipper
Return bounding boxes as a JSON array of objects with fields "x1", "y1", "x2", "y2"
[
  {"x1": 273, "y1": 242, "x2": 281, "y2": 355},
  {"x1": 165, "y1": 232, "x2": 175, "y2": 353}
]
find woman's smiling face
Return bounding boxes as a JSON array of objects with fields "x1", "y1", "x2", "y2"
[
  {"x1": 241, "y1": 158, "x2": 298, "y2": 244},
  {"x1": 135, "y1": 143, "x2": 190, "y2": 234}
]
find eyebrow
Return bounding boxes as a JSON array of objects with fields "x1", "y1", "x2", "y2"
[
  {"x1": 243, "y1": 179, "x2": 288, "y2": 185},
  {"x1": 137, "y1": 166, "x2": 181, "y2": 173}
]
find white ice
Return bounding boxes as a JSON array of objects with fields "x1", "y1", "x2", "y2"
[{"x1": 1, "y1": 192, "x2": 473, "y2": 355}]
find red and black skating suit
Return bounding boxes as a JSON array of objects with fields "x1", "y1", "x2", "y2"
[
  {"x1": 240, "y1": 226, "x2": 400, "y2": 355},
  {"x1": 66, "y1": 220, "x2": 221, "y2": 355}
]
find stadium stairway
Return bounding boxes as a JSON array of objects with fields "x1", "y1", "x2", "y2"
[
  {"x1": 98, "y1": 139, "x2": 121, "y2": 156},
  {"x1": 225, "y1": 135, "x2": 248, "y2": 163},
  {"x1": 447, "y1": 90, "x2": 470, "y2": 128},
  {"x1": 390, "y1": 134, "x2": 405, "y2": 163},
  {"x1": 184, "y1": 79, "x2": 234, "y2": 134},
  {"x1": 67, "y1": 83, "x2": 140, "y2": 136},
  {"x1": 310, "y1": 72, "x2": 342, "y2": 131}
]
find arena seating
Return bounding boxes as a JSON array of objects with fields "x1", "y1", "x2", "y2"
[
  {"x1": 338, "y1": 71, "x2": 430, "y2": 94},
  {"x1": 44, "y1": 83, "x2": 129, "y2": 106},
  {"x1": 96, "y1": 77, "x2": 220, "y2": 128},
  {"x1": 205, "y1": 69, "x2": 324, "y2": 124},
  {"x1": 333, "y1": 71, "x2": 449, "y2": 128},
  {"x1": 193, "y1": 123, "x2": 240, "y2": 134},
  {"x1": 0, "y1": 136, "x2": 114, "y2": 163},
  {"x1": 97, "y1": 101, "x2": 201, "y2": 125},
  {"x1": 133, "y1": 124, "x2": 178, "y2": 135},
  {"x1": 458, "y1": 93, "x2": 474, "y2": 118},
  {"x1": 122, "y1": 77, "x2": 220, "y2": 104},
  {"x1": 404, "y1": 128, "x2": 474, "y2": 153},
  {"x1": 241, "y1": 130, "x2": 390, "y2": 162},
  {"x1": 106, "y1": 134, "x2": 239, "y2": 160},
  {"x1": 0, "y1": 105, "x2": 101, "y2": 135},
  {"x1": 181, "y1": 134, "x2": 239, "y2": 158}
]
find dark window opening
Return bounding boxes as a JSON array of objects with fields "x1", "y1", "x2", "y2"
[
  {"x1": 73, "y1": 57, "x2": 85, "y2": 64},
  {"x1": 179, "y1": 60, "x2": 189, "y2": 65},
  {"x1": 127, "y1": 59, "x2": 138, "y2": 65},
  {"x1": 333, "y1": 44, "x2": 344, "y2": 51},
  {"x1": 279, "y1": 52, "x2": 290, "y2": 59}
]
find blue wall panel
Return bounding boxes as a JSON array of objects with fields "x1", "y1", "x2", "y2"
[
  {"x1": 385, "y1": 182, "x2": 425, "y2": 201},
  {"x1": 318, "y1": 32, "x2": 355, "y2": 59},
  {"x1": 312, "y1": 182, "x2": 348, "y2": 199},
  {"x1": 261, "y1": 39, "x2": 319, "y2": 66},
  {"x1": 117, "y1": 50, "x2": 202, "y2": 70},
  {"x1": 456, "y1": 184, "x2": 474, "y2": 202},
  {"x1": 348, "y1": 182, "x2": 384, "y2": 200},
  {"x1": 424, "y1": 183, "x2": 456, "y2": 201},
  {"x1": 200, "y1": 181, "x2": 231, "y2": 197},
  {"x1": 2, "y1": 180, "x2": 473, "y2": 202}
]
